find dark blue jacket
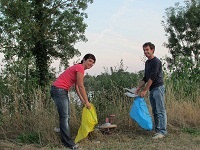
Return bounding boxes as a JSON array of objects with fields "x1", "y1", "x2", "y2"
[{"x1": 142, "y1": 57, "x2": 164, "y2": 91}]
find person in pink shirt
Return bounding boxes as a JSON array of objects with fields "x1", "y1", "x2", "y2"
[{"x1": 50, "y1": 53, "x2": 96, "y2": 149}]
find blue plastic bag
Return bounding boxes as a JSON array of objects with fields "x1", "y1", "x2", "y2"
[{"x1": 130, "y1": 97, "x2": 153, "y2": 130}]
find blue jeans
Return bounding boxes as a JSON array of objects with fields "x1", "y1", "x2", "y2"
[
  {"x1": 150, "y1": 85, "x2": 167, "y2": 135},
  {"x1": 50, "y1": 86, "x2": 75, "y2": 148}
]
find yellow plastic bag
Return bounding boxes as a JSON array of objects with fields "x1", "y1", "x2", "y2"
[{"x1": 75, "y1": 103, "x2": 98, "y2": 143}]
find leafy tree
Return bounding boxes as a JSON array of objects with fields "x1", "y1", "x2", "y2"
[
  {"x1": 162, "y1": 0, "x2": 200, "y2": 96},
  {"x1": 0, "y1": 0, "x2": 93, "y2": 87},
  {"x1": 162, "y1": 0, "x2": 199, "y2": 72}
]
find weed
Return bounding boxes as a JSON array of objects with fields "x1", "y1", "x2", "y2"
[
  {"x1": 182, "y1": 127, "x2": 200, "y2": 136},
  {"x1": 16, "y1": 131, "x2": 40, "y2": 144}
]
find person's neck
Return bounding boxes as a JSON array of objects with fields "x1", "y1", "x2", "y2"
[
  {"x1": 148, "y1": 55, "x2": 155, "y2": 60},
  {"x1": 82, "y1": 63, "x2": 87, "y2": 70}
]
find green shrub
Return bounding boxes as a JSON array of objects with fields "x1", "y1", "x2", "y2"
[{"x1": 16, "y1": 131, "x2": 40, "y2": 144}]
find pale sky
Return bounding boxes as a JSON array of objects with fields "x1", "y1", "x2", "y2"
[
  {"x1": 68, "y1": 0, "x2": 184, "y2": 76},
  {"x1": 0, "y1": 0, "x2": 184, "y2": 76}
]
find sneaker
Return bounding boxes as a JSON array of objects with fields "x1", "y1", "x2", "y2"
[
  {"x1": 70, "y1": 144, "x2": 82, "y2": 150},
  {"x1": 152, "y1": 133, "x2": 165, "y2": 139}
]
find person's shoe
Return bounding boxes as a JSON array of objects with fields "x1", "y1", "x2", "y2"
[
  {"x1": 152, "y1": 133, "x2": 165, "y2": 139},
  {"x1": 70, "y1": 144, "x2": 82, "y2": 150}
]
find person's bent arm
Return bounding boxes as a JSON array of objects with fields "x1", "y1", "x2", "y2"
[
  {"x1": 75, "y1": 84, "x2": 85, "y2": 105},
  {"x1": 136, "y1": 80, "x2": 145, "y2": 94},
  {"x1": 140, "y1": 79, "x2": 153, "y2": 97},
  {"x1": 76, "y1": 72, "x2": 91, "y2": 109}
]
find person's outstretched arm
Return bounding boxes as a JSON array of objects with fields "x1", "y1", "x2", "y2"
[{"x1": 76, "y1": 72, "x2": 91, "y2": 109}]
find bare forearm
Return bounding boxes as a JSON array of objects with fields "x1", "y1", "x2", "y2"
[
  {"x1": 136, "y1": 80, "x2": 145, "y2": 94},
  {"x1": 143, "y1": 79, "x2": 153, "y2": 91},
  {"x1": 139, "y1": 79, "x2": 152, "y2": 97},
  {"x1": 78, "y1": 86, "x2": 89, "y2": 104},
  {"x1": 137, "y1": 80, "x2": 145, "y2": 89},
  {"x1": 76, "y1": 72, "x2": 91, "y2": 108},
  {"x1": 75, "y1": 85, "x2": 84, "y2": 104}
]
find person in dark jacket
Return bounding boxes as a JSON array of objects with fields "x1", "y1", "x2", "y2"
[{"x1": 136, "y1": 42, "x2": 167, "y2": 139}]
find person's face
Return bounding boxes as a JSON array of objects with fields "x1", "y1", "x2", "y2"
[
  {"x1": 83, "y1": 58, "x2": 95, "y2": 69},
  {"x1": 143, "y1": 46, "x2": 154, "y2": 59}
]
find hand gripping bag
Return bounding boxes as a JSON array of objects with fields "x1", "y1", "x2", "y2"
[
  {"x1": 75, "y1": 103, "x2": 98, "y2": 143},
  {"x1": 129, "y1": 97, "x2": 153, "y2": 130}
]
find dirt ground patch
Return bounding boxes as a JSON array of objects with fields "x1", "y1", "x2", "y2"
[{"x1": 1, "y1": 128, "x2": 200, "y2": 150}]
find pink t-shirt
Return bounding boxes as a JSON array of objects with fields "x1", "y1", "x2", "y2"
[{"x1": 53, "y1": 64, "x2": 84, "y2": 90}]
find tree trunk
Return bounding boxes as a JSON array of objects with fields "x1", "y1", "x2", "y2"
[
  {"x1": 35, "y1": 42, "x2": 49, "y2": 87},
  {"x1": 33, "y1": 0, "x2": 49, "y2": 88}
]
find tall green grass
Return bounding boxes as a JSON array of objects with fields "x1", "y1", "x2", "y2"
[{"x1": 0, "y1": 80, "x2": 200, "y2": 146}]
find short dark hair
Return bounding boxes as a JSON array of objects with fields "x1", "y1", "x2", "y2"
[
  {"x1": 80, "y1": 53, "x2": 96, "y2": 64},
  {"x1": 143, "y1": 42, "x2": 155, "y2": 50}
]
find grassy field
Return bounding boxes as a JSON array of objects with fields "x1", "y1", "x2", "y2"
[
  {"x1": 1, "y1": 125, "x2": 200, "y2": 150},
  {"x1": 0, "y1": 84, "x2": 200, "y2": 150}
]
